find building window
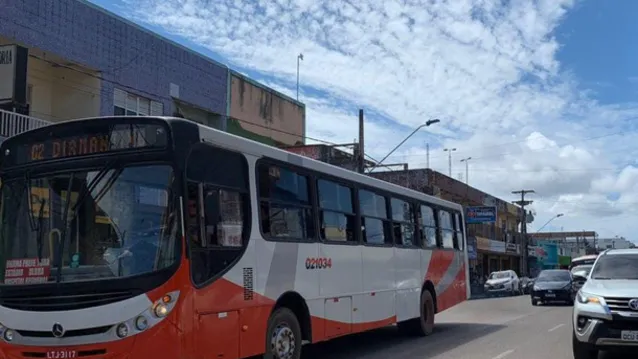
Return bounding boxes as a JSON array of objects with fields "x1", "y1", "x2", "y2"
[
  {"x1": 391, "y1": 198, "x2": 416, "y2": 246},
  {"x1": 317, "y1": 179, "x2": 356, "y2": 242},
  {"x1": 258, "y1": 163, "x2": 314, "y2": 241},
  {"x1": 114, "y1": 88, "x2": 163, "y2": 116},
  {"x1": 420, "y1": 205, "x2": 438, "y2": 248},
  {"x1": 359, "y1": 189, "x2": 391, "y2": 245},
  {"x1": 438, "y1": 210, "x2": 455, "y2": 249}
]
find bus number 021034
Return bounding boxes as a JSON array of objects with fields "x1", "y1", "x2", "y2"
[{"x1": 305, "y1": 257, "x2": 332, "y2": 270}]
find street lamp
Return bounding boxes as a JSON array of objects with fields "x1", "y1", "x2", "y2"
[
  {"x1": 366, "y1": 119, "x2": 440, "y2": 173},
  {"x1": 460, "y1": 157, "x2": 472, "y2": 185},
  {"x1": 444, "y1": 148, "x2": 457, "y2": 177},
  {"x1": 535, "y1": 213, "x2": 564, "y2": 233},
  {"x1": 296, "y1": 53, "x2": 304, "y2": 101}
]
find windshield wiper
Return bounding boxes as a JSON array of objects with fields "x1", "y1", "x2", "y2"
[{"x1": 591, "y1": 277, "x2": 611, "y2": 280}]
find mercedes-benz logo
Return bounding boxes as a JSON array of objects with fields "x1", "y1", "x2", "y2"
[
  {"x1": 52, "y1": 323, "x2": 65, "y2": 338},
  {"x1": 629, "y1": 299, "x2": 638, "y2": 311}
]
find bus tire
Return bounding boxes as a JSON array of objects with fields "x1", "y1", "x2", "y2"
[
  {"x1": 264, "y1": 307, "x2": 302, "y2": 359},
  {"x1": 398, "y1": 290, "x2": 435, "y2": 337}
]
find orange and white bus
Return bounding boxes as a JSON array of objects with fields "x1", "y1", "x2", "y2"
[{"x1": 0, "y1": 116, "x2": 469, "y2": 359}]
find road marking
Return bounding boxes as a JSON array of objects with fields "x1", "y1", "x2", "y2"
[
  {"x1": 548, "y1": 324, "x2": 565, "y2": 332},
  {"x1": 492, "y1": 349, "x2": 515, "y2": 359}
]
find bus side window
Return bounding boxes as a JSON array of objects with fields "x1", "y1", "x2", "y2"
[
  {"x1": 317, "y1": 179, "x2": 356, "y2": 243},
  {"x1": 186, "y1": 143, "x2": 250, "y2": 286},
  {"x1": 257, "y1": 163, "x2": 315, "y2": 241},
  {"x1": 453, "y1": 212, "x2": 464, "y2": 251},
  {"x1": 358, "y1": 189, "x2": 392, "y2": 245},
  {"x1": 390, "y1": 198, "x2": 416, "y2": 247},
  {"x1": 438, "y1": 209, "x2": 455, "y2": 249},
  {"x1": 419, "y1": 204, "x2": 438, "y2": 248}
]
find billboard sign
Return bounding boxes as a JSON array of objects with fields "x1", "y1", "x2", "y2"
[
  {"x1": 465, "y1": 206, "x2": 497, "y2": 224},
  {"x1": 0, "y1": 44, "x2": 28, "y2": 104}
]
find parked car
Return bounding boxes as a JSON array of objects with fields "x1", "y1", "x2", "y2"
[
  {"x1": 572, "y1": 248, "x2": 638, "y2": 359},
  {"x1": 484, "y1": 270, "x2": 520, "y2": 296},
  {"x1": 530, "y1": 269, "x2": 576, "y2": 306},
  {"x1": 519, "y1": 276, "x2": 532, "y2": 294}
]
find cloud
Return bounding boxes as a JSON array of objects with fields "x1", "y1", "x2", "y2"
[{"x1": 119, "y1": 0, "x2": 638, "y2": 241}]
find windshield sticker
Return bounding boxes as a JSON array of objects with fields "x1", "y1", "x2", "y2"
[
  {"x1": 3, "y1": 258, "x2": 51, "y2": 285},
  {"x1": 30, "y1": 187, "x2": 50, "y2": 218}
]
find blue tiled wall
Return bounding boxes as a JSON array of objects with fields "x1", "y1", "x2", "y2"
[{"x1": 0, "y1": 0, "x2": 228, "y2": 117}]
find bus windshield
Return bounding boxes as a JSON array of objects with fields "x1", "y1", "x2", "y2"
[{"x1": 0, "y1": 164, "x2": 180, "y2": 285}]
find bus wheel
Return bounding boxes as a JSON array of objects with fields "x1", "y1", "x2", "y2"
[
  {"x1": 398, "y1": 290, "x2": 435, "y2": 337},
  {"x1": 264, "y1": 307, "x2": 302, "y2": 359}
]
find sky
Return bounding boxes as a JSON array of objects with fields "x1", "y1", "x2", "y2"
[{"x1": 89, "y1": 0, "x2": 638, "y2": 242}]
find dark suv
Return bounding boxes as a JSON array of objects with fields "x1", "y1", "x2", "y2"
[{"x1": 572, "y1": 248, "x2": 638, "y2": 359}]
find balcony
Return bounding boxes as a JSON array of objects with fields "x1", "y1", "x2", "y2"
[{"x1": 0, "y1": 109, "x2": 51, "y2": 140}]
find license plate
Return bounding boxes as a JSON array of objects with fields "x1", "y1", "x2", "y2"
[
  {"x1": 545, "y1": 293, "x2": 556, "y2": 298},
  {"x1": 46, "y1": 350, "x2": 77, "y2": 359},
  {"x1": 621, "y1": 331, "x2": 638, "y2": 342}
]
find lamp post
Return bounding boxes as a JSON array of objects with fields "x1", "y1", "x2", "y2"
[
  {"x1": 296, "y1": 53, "x2": 304, "y2": 101},
  {"x1": 366, "y1": 119, "x2": 440, "y2": 173},
  {"x1": 535, "y1": 213, "x2": 564, "y2": 233},
  {"x1": 460, "y1": 157, "x2": 472, "y2": 185},
  {"x1": 444, "y1": 148, "x2": 457, "y2": 177}
]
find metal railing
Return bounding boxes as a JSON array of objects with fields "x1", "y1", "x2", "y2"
[{"x1": 0, "y1": 109, "x2": 51, "y2": 139}]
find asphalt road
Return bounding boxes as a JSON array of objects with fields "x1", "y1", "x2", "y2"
[{"x1": 299, "y1": 295, "x2": 629, "y2": 359}]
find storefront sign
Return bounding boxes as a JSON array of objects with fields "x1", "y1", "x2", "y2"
[
  {"x1": 506, "y1": 243, "x2": 518, "y2": 253},
  {"x1": 466, "y1": 236, "x2": 477, "y2": 260},
  {"x1": 465, "y1": 206, "x2": 497, "y2": 223},
  {"x1": 476, "y1": 236, "x2": 490, "y2": 251},
  {"x1": 0, "y1": 44, "x2": 28, "y2": 104}
]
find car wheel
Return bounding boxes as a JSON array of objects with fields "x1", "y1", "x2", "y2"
[
  {"x1": 531, "y1": 299, "x2": 538, "y2": 306},
  {"x1": 572, "y1": 332, "x2": 597, "y2": 359}
]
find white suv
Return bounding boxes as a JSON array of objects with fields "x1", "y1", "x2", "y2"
[{"x1": 572, "y1": 248, "x2": 638, "y2": 359}]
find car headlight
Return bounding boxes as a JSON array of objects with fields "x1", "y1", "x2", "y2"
[
  {"x1": 577, "y1": 292, "x2": 605, "y2": 305},
  {"x1": 533, "y1": 286, "x2": 540, "y2": 291}
]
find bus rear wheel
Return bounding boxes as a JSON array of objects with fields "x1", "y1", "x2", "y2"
[
  {"x1": 264, "y1": 307, "x2": 302, "y2": 359},
  {"x1": 398, "y1": 290, "x2": 435, "y2": 337}
]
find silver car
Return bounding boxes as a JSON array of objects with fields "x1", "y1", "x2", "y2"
[{"x1": 572, "y1": 248, "x2": 638, "y2": 359}]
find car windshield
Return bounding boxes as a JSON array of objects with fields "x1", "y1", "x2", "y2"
[
  {"x1": 536, "y1": 270, "x2": 570, "y2": 282},
  {"x1": 489, "y1": 272, "x2": 509, "y2": 279},
  {"x1": 0, "y1": 164, "x2": 180, "y2": 285},
  {"x1": 590, "y1": 254, "x2": 638, "y2": 280}
]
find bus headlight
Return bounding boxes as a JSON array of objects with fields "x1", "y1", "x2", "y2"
[
  {"x1": 152, "y1": 292, "x2": 176, "y2": 318},
  {"x1": 116, "y1": 323, "x2": 129, "y2": 338},
  {"x1": 3, "y1": 329, "x2": 14, "y2": 342},
  {"x1": 135, "y1": 316, "x2": 149, "y2": 331}
]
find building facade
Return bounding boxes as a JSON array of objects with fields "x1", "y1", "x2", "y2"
[
  {"x1": 228, "y1": 71, "x2": 306, "y2": 146},
  {"x1": 0, "y1": 0, "x2": 305, "y2": 146}
]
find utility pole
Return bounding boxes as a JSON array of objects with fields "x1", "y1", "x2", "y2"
[
  {"x1": 444, "y1": 148, "x2": 456, "y2": 177},
  {"x1": 513, "y1": 189, "x2": 535, "y2": 276},
  {"x1": 426, "y1": 143, "x2": 430, "y2": 169},
  {"x1": 357, "y1": 109, "x2": 365, "y2": 173}
]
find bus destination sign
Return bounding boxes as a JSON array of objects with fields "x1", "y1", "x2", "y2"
[{"x1": 8, "y1": 123, "x2": 168, "y2": 165}]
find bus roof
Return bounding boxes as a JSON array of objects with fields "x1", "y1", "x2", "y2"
[{"x1": 189, "y1": 118, "x2": 463, "y2": 212}]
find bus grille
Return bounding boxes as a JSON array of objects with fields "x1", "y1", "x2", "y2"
[
  {"x1": 0, "y1": 291, "x2": 136, "y2": 311},
  {"x1": 17, "y1": 325, "x2": 112, "y2": 338}
]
